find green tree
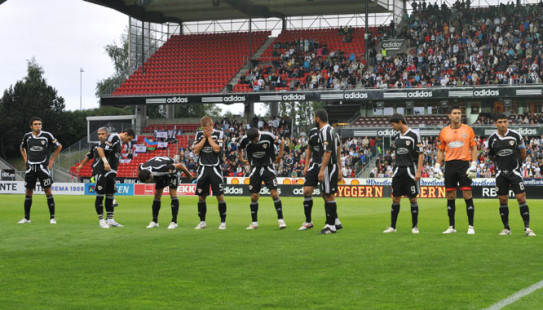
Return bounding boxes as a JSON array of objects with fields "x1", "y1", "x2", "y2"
[
  {"x1": 0, "y1": 59, "x2": 65, "y2": 159},
  {"x1": 95, "y1": 32, "x2": 129, "y2": 98},
  {"x1": 279, "y1": 101, "x2": 324, "y2": 132}
]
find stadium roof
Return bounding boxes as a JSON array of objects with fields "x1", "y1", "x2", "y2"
[{"x1": 85, "y1": 0, "x2": 389, "y2": 24}]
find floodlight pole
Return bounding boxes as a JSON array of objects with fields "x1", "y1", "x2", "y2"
[
  {"x1": 80, "y1": 68, "x2": 84, "y2": 111},
  {"x1": 365, "y1": 0, "x2": 369, "y2": 65}
]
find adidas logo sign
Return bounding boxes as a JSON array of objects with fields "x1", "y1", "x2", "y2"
[
  {"x1": 473, "y1": 89, "x2": 499, "y2": 96},
  {"x1": 166, "y1": 97, "x2": 188, "y2": 103}
]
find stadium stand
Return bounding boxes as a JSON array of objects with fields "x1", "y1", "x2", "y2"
[
  {"x1": 351, "y1": 115, "x2": 450, "y2": 127},
  {"x1": 113, "y1": 31, "x2": 270, "y2": 95}
]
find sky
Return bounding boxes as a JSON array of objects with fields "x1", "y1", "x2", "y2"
[{"x1": 0, "y1": 0, "x2": 128, "y2": 111}]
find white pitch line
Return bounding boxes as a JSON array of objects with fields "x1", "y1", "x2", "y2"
[{"x1": 485, "y1": 280, "x2": 543, "y2": 310}]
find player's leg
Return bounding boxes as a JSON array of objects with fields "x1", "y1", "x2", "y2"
[
  {"x1": 512, "y1": 177, "x2": 535, "y2": 236},
  {"x1": 270, "y1": 189, "x2": 286, "y2": 229},
  {"x1": 195, "y1": 167, "x2": 209, "y2": 229},
  {"x1": 496, "y1": 174, "x2": 510, "y2": 234},
  {"x1": 406, "y1": 167, "x2": 420, "y2": 233},
  {"x1": 386, "y1": 170, "x2": 403, "y2": 233},
  {"x1": 300, "y1": 186, "x2": 315, "y2": 230},
  {"x1": 409, "y1": 197, "x2": 419, "y2": 234},
  {"x1": 443, "y1": 162, "x2": 459, "y2": 234},
  {"x1": 147, "y1": 187, "x2": 164, "y2": 228},
  {"x1": 211, "y1": 166, "x2": 227, "y2": 229},
  {"x1": 168, "y1": 187, "x2": 179, "y2": 229},
  {"x1": 461, "y1": 190, "x2": 474, "y2": 234},
  {"x1": 320, "y1": 166, "x2": 338, "y2": 234},
  {"x1": 104, "y1": 176, "x2": 122, "y2": 227},
  {"x1": 19, "y1": 169, "x2": 37, "y2": 223},
  {"x1": 94, "y1": 174, "x2": 108, "y2": 228},
  {"x1": 37, "y1": 166, "x2": 55, "y2": 223},
  {"x1": 247, "y1": 168, "x2": 261, "y2": 230}
]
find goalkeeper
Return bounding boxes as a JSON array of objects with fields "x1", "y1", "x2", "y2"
[{"x1": 434, "y1": 105, "x2": 478, "y2": 235}]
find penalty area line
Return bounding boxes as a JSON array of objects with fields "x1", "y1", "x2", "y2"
[{"x1": 485, "y1": 279, "x2": 543, "y2": 310}]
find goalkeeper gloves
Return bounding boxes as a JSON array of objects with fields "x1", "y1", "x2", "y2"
[
  {"x1": 434, "y1": 163, "x2": 443, "y2": 179},
  {"x1": 466, "y1": 161, "x2": 477, "y2": 179}
]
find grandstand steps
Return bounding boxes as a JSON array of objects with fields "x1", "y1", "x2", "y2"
[
  {"x1": 228, "y1": 36, "x2": 276, "y2": 90},
  {"x1": 356, "y1": 155, "x2": 378, "y2": 178}
]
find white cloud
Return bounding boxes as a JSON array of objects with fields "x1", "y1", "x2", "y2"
[{"x1": 0, "y1": 0, "x2": 127, "y2": 111}]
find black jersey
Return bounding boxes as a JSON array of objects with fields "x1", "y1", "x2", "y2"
[
  {"x1": 85, "y1": 143, "x2": 106, "y2": 176},
  {"x1": 101, "y1": 133, "x2": 122, "y2": 171},
  {"x1": 307, "y1": 127, "x2": 322, "y2": 165},
  {"x1": 487, "y1": 129, "x2": 525, "y2": 173},
  {"x1": 20, "y1": 131, "x2": 61, "y2": 165},
  {"x1": 391, "y1": 128, "x2": 423, "y2": 168},
  {"x1": 140, "y1": 156, "x2": 176, "y2": 177},
  {"x1": 318, "y1": 124, "x2": 339, "y2": 167},
  {"x1": 194, "y1": 129, "x2": 224, "y2": 166},
  {"x1": 238, "y1": 131, "x2": 277, "y2": 167}
]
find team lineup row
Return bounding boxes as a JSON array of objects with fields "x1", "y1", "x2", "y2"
[{"x1": 17, "y1": 108, "x2": 536, "y2": 236}]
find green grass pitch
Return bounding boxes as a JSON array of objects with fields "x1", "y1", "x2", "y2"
[{"x1": 1, "y1": 194, "x2": 543, "y2": 309}]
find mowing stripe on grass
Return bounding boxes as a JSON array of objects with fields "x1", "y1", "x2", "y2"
[{"x1": 485, "y1": 280, "x2": 543, "y2": 310}]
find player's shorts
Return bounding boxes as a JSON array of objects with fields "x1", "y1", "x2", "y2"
[
  {"x1": 391, "y1": 166, "x2": 419, "y2": 198},
  {"x1": 496, "y1": 170, "x2": 525, "y2": 195},
  {"x1": 444, "y1": 160, "x2": 471, "y2": 191},
  {"x1": 25, "y1": 164, "x2": 53, "y2": 189},
  {"x1": 321, "y1": 164, "x2": 338, "y2": 195},
  {"x1": 196, "y1": 165, "x2": 224, "y2": 197},
  {"x1": 304, "y1": 163, "x2": 320, "y2": 187},
  {"x1": 249, "y1": 166, "x2": 278, "y2": 194},
  {"x1": 154, "y1": 171, "x2": 180, "y2": 190},
  {"x1": 94, "y1": 172, "x2": 116, "y2": 194}
]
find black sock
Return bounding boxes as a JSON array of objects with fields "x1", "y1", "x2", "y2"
[
  {"x1": 447, "y1": 199, "x2": 456, "y2": 228},
  {"x1": 46, "y1": 195, "x2": 55, "y2": 219},
  {"x1": 152, "y1": 199, "x2": 161, "y2": 223},
  {"x1": 499, "y1": 204, "x2": 510, "y2": 230},
  {"x1": 218, "y1": 201, "x2": 227, "y2": 223},
  {"x1": 197, "y1": 201, "x2": 207, "y2": 221},
  {"x1": 303, "y1": 197, "x2": 313, "y2": 222},
  {"x1": 325, "y1": 201, "x2": 337, "y2": 227},
  {"x1": 465, "y1": 198, "x2": 474, "y2": 226},
  {"x1": 519, "y1": 203, "x2": 530, "y2": 229},
  {"x1": 105, "y1": 195, "x2": 114, "y2": 220},
  {"x1": 410, "y1": 202, "x2": 419, "y2": 228},
  {"x1": 274, "y1": 198, "x2": 283, "y2": 219},
  {"x1": 250, "y1": 201, "x2": 258, "y2": 222},
  {"x1": 24, "y1": 195, "x2": 32, "y2": 220},
  {"x1": 391, "y1": 203, "x2": 400, "y2": 229},
  {"x1": 95, "y1": 195, "x2": 104, "y2": 220},
  {"x1": 171, "y1": 198, "x2": 179, "y2": 223}
]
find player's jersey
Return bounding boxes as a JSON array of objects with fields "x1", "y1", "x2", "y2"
[
  {"x1": 101, "y1": 133, "x2": 122, "y2": 171},
  {"x1": 318, "y1": 124, "x2": 339, "y2": 167},
  {"x1": 238, "y1": 131, "x2": 277, "y2": 167},
  {"x1": 437, "y1": 124, "x2": 476, "y2": 162},
  {"x1": 307, "y1": 127, "x2": 322, "y2": 165},
  {"x1": 20, "y1": 131, "x2": 61, "y2": 164},
  {"x1": 487, "y1": 129, "x2": 525, "y2": 173},
  {"x1": 139, "y1": 156, "x2": 176, "y2": 177},
  {"x1": 84, "y1": 143, "x2": 106, "y2": 176},
  {"x1": 391, "y1": 128, "x2": 423, "y2": 167},
  {"x1": 194, "y1": 129, "x2": 224, "y2": 166}
]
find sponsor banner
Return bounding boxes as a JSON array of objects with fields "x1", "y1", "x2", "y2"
[
  {"x1": 133, "y1": 183, "x2": 197, "y2": 196},
  {"x1": 102, "y1": 86, "x2": 543, "y2": 106},
  {"x1": 226, "y1": 177, "x2": 499, "y2": 186},
  {"x1": 1, "y1": 169, "x2": 16, "y2": 181},
  {"x1": 382, "y1": 39, "x2": 404, "y2": 51},
  {"x1": 84, "y1": 183, "x2": 134, "y2": 196},
  {"x1": 0, "y1": 181, "x2": 85, "y2": 195}
]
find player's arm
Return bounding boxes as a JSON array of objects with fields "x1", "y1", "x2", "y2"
[
  {"x1": 319, "y1": 150, "x2": 332, "y2": 182},
  {"x1": 174, "y1": 162, "x2": 193, "y2": 181},
  {"x1": 192, "y1": 132, "x2": 205, "y2": 154},
  {"x1": 238, "y1": 147, "x2": 248, "y2": 165},
  {"x1": 303, "y1": 147, "x2": 311, "y2": 175},
  {"x1": 470, "y1": 144, "x2": 478, "y2": 163},
  {"x1": 20, "y1": 147, "x2": 27, "y2": 163},
  {"x1": 49, "y1": 143, "x2": 62, "y2": 169},
  {"x1": 274, "y1": 138, "x2": 285, "y2": 164},
  {"x1": 76, "y1": 157, "x2": 91, "y2": 172},
  {"x1": 207, "y1": 133, "x2": 222, "y2": 153},
  {"x1": 96, "y1": 147, "x2": 111, "y2": 171},
  {"x1": 415, "y1": 152, "x2": 424, "y2": 181},
  {"x1": 519, "y1": 147, "x2": 527, "y2": 163},
  {"x1": 337, "y1": 145, "x2": 343, "y2": 182}
]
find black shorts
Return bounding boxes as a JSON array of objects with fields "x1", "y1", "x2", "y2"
[
  {"x1": 94, "y1": 172, "x2": 116, "y2": 194},
  {"x1": 304, "y1": 163, "x2": 320, "y2": 187},
  {"x1": 444, "y1": 160, "x2": 472, "y2": 191},
  {"x1": 392, "y1": 166, "x2": 419, "y2": 198},
  {"x1": 154, "y1": 172, "x2": 180, "y2": 190},
  {"x1": 196, "y1": 166, "x2": 224, "y2": 197},
  {"x1": 249, "y1": 166, "x2": 278, "y2": 194},
  {"x1": 25, "y1": 164, "x2": 53, "y2": 189},
  {"x1": 496, "y1": 170, "x2": 525, "y2": 196},
  {"x1": 321, "y1": 164, "x2": 338, "y2": 195}
]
